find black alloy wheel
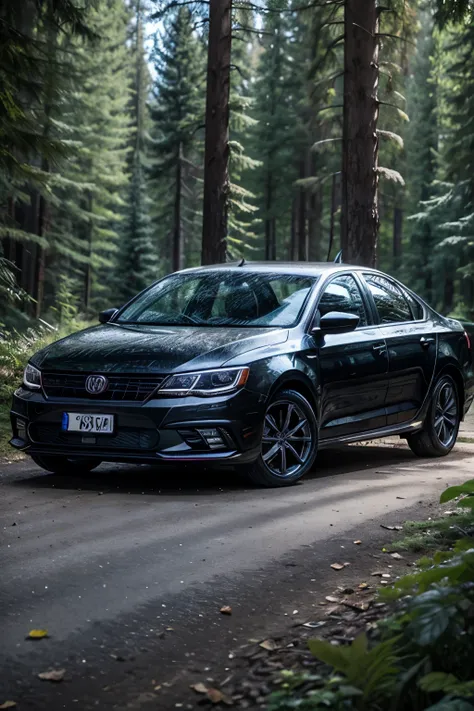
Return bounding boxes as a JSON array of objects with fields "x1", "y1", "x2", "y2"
[
  {"x1": 245, "y1": 388, "x2": 318, "y2": 487},
  {"x1": 407, "y1": 375, "x2": 461, "y2": 457}
]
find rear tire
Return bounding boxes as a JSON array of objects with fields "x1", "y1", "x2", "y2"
[
  {"x1": 244, "y1": 389, "x2": 318, "y2": 487},
  {"x1": 407, "y1": 375, "x2": 460, "y2": 458},
  {"x1": 30, "y1": 454, "x2": 101, "y2": 475}
]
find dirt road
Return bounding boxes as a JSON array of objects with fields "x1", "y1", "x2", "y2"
[{"x1": 1, "y1": 441, "x2": 473, "y2": 710}]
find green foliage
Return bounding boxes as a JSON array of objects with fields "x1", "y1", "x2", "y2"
[{"x1": 148, "y1": 6, "x2": 205, "y2": 271}]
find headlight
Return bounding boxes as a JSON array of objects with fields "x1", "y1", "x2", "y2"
[
  {"x1": 23, "y1": 363, "x2": 42, "y2": 390},
  {"x1": 159, "y1": 367, "x2": 249, "y2": 397}
]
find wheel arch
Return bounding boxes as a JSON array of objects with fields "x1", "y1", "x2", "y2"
[{"x1": 267, "y1": 372, "x2": 318, "y2": 420}]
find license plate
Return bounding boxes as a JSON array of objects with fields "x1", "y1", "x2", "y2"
[{"x1": 62, "y1": 412, "x2": 114, "y2": 434}]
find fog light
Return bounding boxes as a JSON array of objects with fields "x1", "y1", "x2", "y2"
[{"x1": 197, "y1": 428, "x2": 226, "y2": 449}]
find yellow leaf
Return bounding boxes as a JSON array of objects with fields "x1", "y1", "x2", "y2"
[
  {"x1": 0, "y1": 702, "x2": 17, "y2": 710},
  {"x1": 38, "y1": 669, "x2": 65, "y2": 682},
  {"x1": 27, "y1": 629, "x2": 48, "y2": 639},
  {"x1": 259, "y1": 639, "x2": 279, "y2": 651},
  {"x1": 190, "y1": 683, "x2": 208, "y2": 694},
  {"x1": 220, "y1": 606, "x2": 232, "y2": 615}
]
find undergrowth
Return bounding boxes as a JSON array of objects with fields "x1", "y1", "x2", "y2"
[
  {"x1": 0, "y1": 319, "x2": 91, "y2": 456},
  {"x1": 270, "y1": 481, "x2": 474, "y2": 711}
]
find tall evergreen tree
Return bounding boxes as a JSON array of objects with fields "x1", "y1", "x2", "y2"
[
  {"x1": 118, "y1": 0, "x2": 158, "y2": 302},
  {"x1": 149, "y1": 7, "x2": 205, "y2": 272},
  {"x1": 201, "y1": 0, "x2": 232, "y2": 265}
]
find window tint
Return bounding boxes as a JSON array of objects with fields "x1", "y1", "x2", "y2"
[
  {"x1": 405, "y1": 291, "x2": 424, "y2": 320},
  {"x1": 364, "y1": 274, "x2": 413, "y2": 324},
  {"x1": 318, "y1": 275, "x2": 368, "y2": 327},
  {"x1": 117, "y1": 272, "x2": 317, "y2": 327}
]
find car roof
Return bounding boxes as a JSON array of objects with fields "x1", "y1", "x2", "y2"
[{"x1": 178, "y1": 261, "x2": 374, "y2": 278}]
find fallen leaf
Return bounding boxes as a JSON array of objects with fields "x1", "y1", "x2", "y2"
[
  {"x1": 0, "y1": 702, "x2": 16, "y2": 710},
  {"x1": 302, "y1": 621, "x2": 326, "y2": 629},
  {"x1": 27, "y1": 629, "x2": 48, "y2": 640},
  {"x1": 165, "y1": 627, "x2": 174, "y2": 631},
  {"x1": 396, "y1": 496, "x2": 405, "y2": 500},
  {"x1": 371, "y1": 571, "x2": 383, "y2": 577},
  {"x1": 330, "y1": 563, "x2": 344, "y2": 571},
  {"x1": 207, "y1": 688, "x2": 233, "y2": 705},
  {"x1": 380, "y1": 524, "x2": 403, "y2": 531},
  {"x1": 259, "y1": 639, "x2": 279, "y2": 651},
  {"x1": 343, "y1": 600, "x2": 370, "y2": 612},
  {"x1": 382, "y1": 573, "x2": 391, "y2": 578},
  {"x1": 358, "y1": 583, "x2": 369, "y2": 589},
  {"x1": 325, "y1": 595, "x2": 340, "y2": 603},
  {"x1": 190, "y1": 683, "x2": 208, "y2": 694},
  {"x1": 38, "y1": 669, "x2": 65, "y2": 682},
  {"x1": 390, "y1": 552, "x2": 403, "y2": 560},
  {"x1": 220, "y1": 606, "x2": 232, "y2": 616},
  {"x1": 353, "y1": 540, "x2": 362, "y2": 545},
  {"x1": 154, "y1": 686, "x2": 162, "y2": 692}
]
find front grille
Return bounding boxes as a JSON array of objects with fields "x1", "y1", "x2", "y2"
[
  {"x1": 42, "y1": 372, "x2": 165, "y2": 402},
  {"x1": 30, "y1": 424, "x2": 159, "y2": 450}
]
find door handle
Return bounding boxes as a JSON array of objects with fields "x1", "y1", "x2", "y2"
[
  {"x1": 420, "y1": 336, "x2": 435, "y2": 348},
  {"x1": 372, "y1": 343, "x2": 386, "y2": 353}
]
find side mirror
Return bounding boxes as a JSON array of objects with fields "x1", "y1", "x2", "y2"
[
  {"x1": 313, "y1": 311, "x2": 360, "y2": 335},
  {"x1": 99, "y1": 308, "x2": 119, "y2": 324}
]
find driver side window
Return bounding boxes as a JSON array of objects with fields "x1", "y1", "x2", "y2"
[{"x1": 317, "y1": 274, "x2": 368, "y2": 327}]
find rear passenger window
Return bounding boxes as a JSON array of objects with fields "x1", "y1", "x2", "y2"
[
  {"x1": 405, "y1": 291, "x2": 424, "y2": 320},
  {"x1": 364, "y1": 274, "x2": 413, "y2": 324},
  {"x1": 318, "y1": 274, "x2": 368, "y2": 327}
]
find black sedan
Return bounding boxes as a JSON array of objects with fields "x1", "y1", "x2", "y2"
[{"x1": 10, "y1": 263, "x2": 474, "y2": 487}]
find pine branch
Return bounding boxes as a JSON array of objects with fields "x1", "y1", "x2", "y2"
[{"x1": 311, "y1": 137, "x2": 342, "y2": 151}]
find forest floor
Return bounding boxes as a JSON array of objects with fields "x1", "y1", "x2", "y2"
[{"x1": 1, "y1": 436, "x2": 474, "y2": 710}]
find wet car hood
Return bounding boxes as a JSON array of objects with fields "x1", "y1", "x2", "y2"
[{"x1": 31, "y1": 323, "x2": 289, "y2": 373}]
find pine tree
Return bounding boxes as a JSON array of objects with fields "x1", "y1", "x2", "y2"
[
  {"x1": 44, "y1": 0, "x2": 132, "y2": 313},
  {"x1": 249, "y1": 1, "x2": 298, "y2": 260},
  {"x1": 118, "y1": 0, "x2": 158, "y2": 302},
  {"x1": 149, "y1": 7, "x2": 205, "y2": 272}
]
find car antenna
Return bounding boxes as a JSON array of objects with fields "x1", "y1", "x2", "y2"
[
  {"x1": 334, "y1": 250, "x2": 343, "y2": 263},
  {"x1": 238, "y1": 258, "x2": 245, "y2": 267}
]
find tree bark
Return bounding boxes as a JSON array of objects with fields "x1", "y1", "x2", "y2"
[
  {"x1": 173, "y1": 147, "x2": 182, "y2": 272},
  {"x1": 201, "y1": 0, "x2": 232, "y2": 265},
  {"x1": 297, "y1": 159, "x2": 307, "y2": 261},
  {"x1": 264, "y1": 171, "x2": 276, "y2": 260},
  {"x1": 340, "y1": 0, "x2": 380, "y2": 266}
]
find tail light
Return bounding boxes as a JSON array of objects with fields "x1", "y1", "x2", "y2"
[{"x1": 464, "y1": 330, "x2": 471, "y2": 351}]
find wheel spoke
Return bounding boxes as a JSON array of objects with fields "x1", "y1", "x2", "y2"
[
  {"x1": 444, "y1": 414, "x2": 457, "y2": 428},
  {"x1": 444, "y1": 395, "x2": 456, "y2": 413},
  {"x1": 262, "y1": 435, "x2": 279, "y2": 442},
  {"x1": 280, "y1": 444, "x2": 287, "y2": 475},
  {"x1": 285, "y1": 441, "x2": 304, "y2": 464},
  {"x1": 282, "y1": 404, "x2": 294, "y2": 434},
  {"x1": 263, "y1": 442, "x2": 280, "y2": 462},
  {"x1": 288, "y1": 436, "x2": 312, "y2": 442},
  {"x1": 434, "y1": 414, "x2": 444, "y2": 429},
  {"x1": 265, "y1": 414, "x2": 280, "y2": 434},
  {"x1": 287, "y1": 418, "x2": 307, "y2": 438}
]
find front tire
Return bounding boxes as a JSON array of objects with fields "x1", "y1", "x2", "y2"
[
  {"x1": 245, "y1": 389, "x2": 318, "y2": 487},
  {"x1": 407, "y1": 375, "x2": 460, "y2": 458},
  {"x1": 30, "y1": 454, "x2": 102, "y2": 475}
]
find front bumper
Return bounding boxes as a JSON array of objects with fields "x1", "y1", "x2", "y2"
[{"x1": 10, "y1": 386, "x2": 265, "y2": 465}]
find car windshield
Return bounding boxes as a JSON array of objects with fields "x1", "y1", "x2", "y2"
[{"x1": 117, "y1": 271, "x2": 318, "y2": 328}]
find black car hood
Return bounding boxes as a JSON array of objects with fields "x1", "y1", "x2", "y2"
[{"x1": 31, "y1": 323, "x2": 289, "y2": 373}]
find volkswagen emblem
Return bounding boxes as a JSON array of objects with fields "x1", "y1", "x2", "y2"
[{"x1": 85, "y1": 374, "x2": 108, "y2": 395}]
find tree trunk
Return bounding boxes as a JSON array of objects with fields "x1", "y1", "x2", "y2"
[
  {"x1": 340, "y1": 0, "x2": 379, "y2": 266},
  {"x1": 173, "y1": 147, "x2": 182, "y2": 272},
  {"x1": 327, "y1": 173, "x2": 338, "y2": 260},
  {"x1": 264, "y1": 171, "x2": 276, "y2": 260},
  {"x1": 297, "y1": 159, "x2": 307, "y2": 261},
  {"x1": 201, "y1": 0, "x2": 232, "y2": 265},
  {"x1": 290, "y1": 196, "x2": 298, "y2": 260}
]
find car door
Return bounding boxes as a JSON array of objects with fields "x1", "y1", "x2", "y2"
[
  {"x1": 362, "y1": 273, "x2": 437, "y2": 426},
  {"x1": 310, "y1": 273, "x2": 389, "y2": 440}
]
